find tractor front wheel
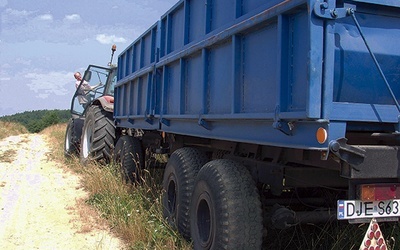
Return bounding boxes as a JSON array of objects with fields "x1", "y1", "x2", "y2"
[{"x1": 64, "y1": 118, "x2": 83, "y2": 157}]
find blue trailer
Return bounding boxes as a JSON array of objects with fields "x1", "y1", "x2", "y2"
[{"x1": 113, "y1": 0, "x2": 400, "y2": 248}]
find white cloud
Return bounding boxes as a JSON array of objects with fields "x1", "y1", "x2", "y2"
[
  {"x1": 2, "y1": 8, "x2": 33, "y2": 26},
  {"x1": 15, "y1": 58, "x2": 32, "y2": 66},
  {"x1": 38, "y1": 14, "x2": 53, "y2": 21},
  {"x1": 64, "y1": 14, "x2": 81, "y2": 23},
  {"x1": 96, "y1": 34, "x2": 127, "y2": 45},
  {"x1": 37, "y1": 93, "x2": 50, "y2": 99},
  {"x1": 25, "y1": 71, "x2": 70, "y2": 97},
  {"x1": 0, "y1": 65, "x2": 11, "y2": 81},
  {"x1": 4, "y1": 8, "x2": 32, "y2": 18}
]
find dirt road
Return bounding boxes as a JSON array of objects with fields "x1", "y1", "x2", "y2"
[{"x1": 0, "y1": 134, "x2": 123, "y2": 249}]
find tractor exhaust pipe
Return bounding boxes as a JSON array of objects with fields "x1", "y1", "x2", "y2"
[{"x1": 108, "y1": 44, "x2": 117, "y2": 66}]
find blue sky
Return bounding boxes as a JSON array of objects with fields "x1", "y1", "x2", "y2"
[{"x1": 0, "y1": 0, "x2": 177, "y2": 116}]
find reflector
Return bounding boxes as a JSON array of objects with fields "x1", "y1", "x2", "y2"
[
  {"x1": 359, "y1": 219, "x2": 387, "y2": 250},
  {"x1": 316, "y1": 127, "x2": 327, "y2": 144}
]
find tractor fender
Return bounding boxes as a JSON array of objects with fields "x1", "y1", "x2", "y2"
[{"x1": 93, "y1": 95, "x2": 114, "y2": 113}]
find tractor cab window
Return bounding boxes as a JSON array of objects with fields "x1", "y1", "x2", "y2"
[
  {"x1": 70, "y1": 66, "x2": 114, "y2": 116},
  {"x1": 104, "y1": 74, "x2": 116, "y2": 96}
]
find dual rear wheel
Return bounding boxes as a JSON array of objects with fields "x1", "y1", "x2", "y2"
[
  {"x1": 162, "y1": 148, "x2": 263, "y2": 249},
  {"x1": 162, "y1": 148, "x2": 209, "y2": 239}
]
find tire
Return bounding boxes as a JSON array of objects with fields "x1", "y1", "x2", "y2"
[
  {"x1": 211, "y1": 149, "x2": 229, "y2": 160},
  {"x1": 162, "y1": 147, "x2": 209, "y2": 239},
  {"x1": 114, "y1": 135, "x2": 144, "y2": 183},
  {"x1": 80, "y1": 105, "x2": 115, "y2": 165},
  {"x1": 190, "y1": 159, "x2": 263, "y2": 249},
  {"x1": 64, "y1": 118, "x2": 83, "y2": 157}
]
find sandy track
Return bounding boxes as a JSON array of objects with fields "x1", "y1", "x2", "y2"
[{"x1": 0, "y1": 134, "x2": 123, "y2": 249}]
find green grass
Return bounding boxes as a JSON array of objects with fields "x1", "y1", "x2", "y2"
[{"x1": 83, "y1": 165, "x2": 189, "y2": 249}]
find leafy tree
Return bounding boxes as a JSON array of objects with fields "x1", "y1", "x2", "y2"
[
  {"x1": 27, "y1": 120, "x2": 43, "y2": 133},
  {"x1": 0, "y1": 109, "x2": 70, "y2": 133},
  {"x1": 42, "y1": 111, "x2": 61, "y2": 127}
]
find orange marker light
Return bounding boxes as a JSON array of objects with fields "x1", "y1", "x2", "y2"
[{"x1": 316, "y1": 127, "x2": 327, "y2": 144}]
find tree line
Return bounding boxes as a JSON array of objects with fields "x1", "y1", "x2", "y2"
[{"x1": 0, "y1": 110, "x2": 70, "y2": 133}]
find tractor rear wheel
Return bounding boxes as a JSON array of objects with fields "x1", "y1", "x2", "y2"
[{"x1": 80, "y1": 105, "x2": 115, "y2": 165}]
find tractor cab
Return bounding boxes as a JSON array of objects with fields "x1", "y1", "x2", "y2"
[
  {"x1": 70, "y1": 65, "x2": 117, "y2": 117},
  {"x1": 65, "y1": 45, "x2": 117, "y2": 157}
]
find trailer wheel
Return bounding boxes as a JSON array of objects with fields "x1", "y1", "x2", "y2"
[
  {"x1": 114, "y1": 135, "x2": 144, "y2": 183},
  {"x1": 211, "y1": 149, "x2": 229, "y2": 159},
  {"x1": 162, "y1": 147, "x2": 208, "y2": 239},
  {"x1": 190, "y1": 159, "x2": 262, "y2": 249},
  {"x1": 64, "y1": 118, "x2": 83, "y2": 157},
  {"x1": 80, "y1": 105, "x2": 115, "y2": 165}
]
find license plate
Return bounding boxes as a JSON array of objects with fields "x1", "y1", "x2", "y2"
[{"x1": 337, "y1": 199, "x2": 400, "y2": 220}]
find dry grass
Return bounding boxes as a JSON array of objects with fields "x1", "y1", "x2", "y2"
[
  {"x1": 0, "y1": 121, "x2": 28, "y2": 140},
  {"x1": 77, "y1": 163, "x2": 190, "y2": 249},
  {"x1": 66, "y1": 197, "x2": 110, "y2": 234},
  {"x1": 0, "y1": 121, "x2": 28, "y2": 163},
  {"x1": 42, "y1": 123, "x2": 191, "y2": 249},
  {"x1": 40, "y1": 123, "x2": 66, "y2": 162},
  {"x1": 0, "y1": 149, "x2": 17, "y2": 163}
]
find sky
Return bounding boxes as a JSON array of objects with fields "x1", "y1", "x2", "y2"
[{"x1": 0, "y1": 0, "x2": 178, "y2": 116}]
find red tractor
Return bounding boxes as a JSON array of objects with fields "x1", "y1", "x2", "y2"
[{"x1": 64, "y1": 45, "x2": 117, "y2": 164}]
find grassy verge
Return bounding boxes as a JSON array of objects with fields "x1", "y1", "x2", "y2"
[
  {"x1": 41, "y1": 123, "x2": 400, "y2": 250},
  {"x1": 0, "y1": 121, "x2": 28, "y2": 140},
  {"x1": 82, "y1": 165, "x2": 189, "y2": 249},
  {"x1": 41, "y1": 124, "x2": 191, "y2": 249}
]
